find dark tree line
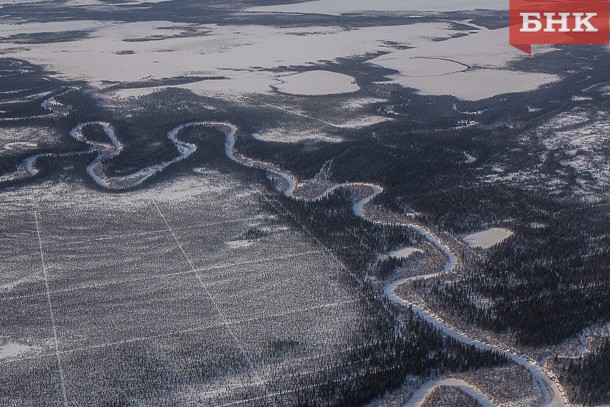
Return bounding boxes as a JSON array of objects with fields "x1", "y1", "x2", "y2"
[
  {"x1": 261, "y1": 190, "x2": 508, "y2": 406},
  {"x1": 428, "y1": 203, "x2": 610, "y2": 346},
  {"x1": 562, "y1": 339, "x2": 610, "y2": 405}
]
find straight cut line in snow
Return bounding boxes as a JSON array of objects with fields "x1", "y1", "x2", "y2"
[
  {"x1": 34, "y1": 211, "x2": 69, "y2": 407},
  {"x1": 153, "y1": 198, "x2": 280, "y2": 406},
  {"x1": 0, "y1": 249, "x2": 326, "y2": 304},
  {"x1": 5, "y1": 299, "x2": 358, "y2": 366},
  {"x1": 151, "y1": 199, "x2": 256, "y2": 369}
]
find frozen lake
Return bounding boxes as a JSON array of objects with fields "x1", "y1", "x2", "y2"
[
  {"x1": 0, "y1": 10, "x2": 557, "y2": 101},
  {"x1": 274, "y1": 70, "x2": 359, "y2": 96},
  {"x1": 464, "y1": 228, "x2": 514, "y2": 249}
]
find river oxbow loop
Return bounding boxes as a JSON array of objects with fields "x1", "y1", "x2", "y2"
[{"x1": 509, "y1": 0, "x2": 610, "y2": 54}]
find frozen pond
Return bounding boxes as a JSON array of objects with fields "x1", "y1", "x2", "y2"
[
  {"x1": 370, "y1": 28, "x2": 559, "y2": 100},
  {"x1": 274, "y1": 70, "x2": 359, "y2": 96},
  {"x1": 464, "y1": 228, "x2": 513, "y2": 249}
]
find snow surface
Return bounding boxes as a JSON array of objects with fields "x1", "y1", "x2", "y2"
[
  {"x1": 386, "y1": 57, "x2": 468, "y2": 77},
  {"x1": 0, "y1": 342, "x2": 37, "y2": 359},
  {"x1": 225, "y1": 240, "x2": 255, "y2": 249},
  {"x1": 370, "y1": 27, "x2": 559, "y2": 100},
  {"x1": 0, "y1": 126, "x2": 56, "y2": 147},
  {"x1": 247, "y1": 0, "x2": 508, "y2": 15},
  {"x1": 2, "y1": 141, "x2": 38, "y2": 150},
  {"x1": 387, "y1": 247, "x2": 422, "y2": 259},
  {"x1": 0, "y1": 16, "x2": 557, "y2": 100},
  {"x1": 538, "y1": 109, "x2": 610, "y2": 197},
  {"x1": 274, "y1": 70, "x2": 359, "y2": 96},
  {"x1": 0, "y1": 21, "x2": 448, "y2": 98},
  {"x1": 252, "y1": 128, "x2": 345, "y2": 144},
  {"x1": 464, "y1": 228, "x2": 513, "y2": 249},
  {"x1": 0, "y1": 0, "x2": 167, "y2": 5}
]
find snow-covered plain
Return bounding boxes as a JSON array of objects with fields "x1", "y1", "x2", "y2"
[
  {"x1": 464, "y1": 228, "x2": 513, "y2": 249},
  {"x1": 0, "y1": 3, "x2": 579, "y2": 404},
  {"x1": 225, "y1": 239, "x2": 255, "y2": 249},
  {"x1": 0, "y1": 21, "x2": 447, "y2": 98},
  {"x1": 247, "y1": 0, "x2": 508, "y2": 14},
  {"x1": 0, "y1": 0, "x2": 167, "y2": 5},
  {"x1": 389, "y1": 57, "x2": 468, "y2": 77},
  {"x1": 0, "y1": 7, "x2": 558, "y2": 101}
]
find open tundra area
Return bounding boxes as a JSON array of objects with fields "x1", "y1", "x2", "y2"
[{"x1": 1, "y1": 0, "x2": 610, "y2": 406}]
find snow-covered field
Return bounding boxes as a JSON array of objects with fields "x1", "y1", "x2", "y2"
[
  {"x1": 464, "y1": 228, "x2": 513, "y2": 249},
  {"x1": 0, "y1": 3, "x2": 589, "y2": 404},
  {"x1": 389, "y1": 67, "x2": 556, "y2": 100},
  {"x1": 386, "y1": 57, "x2": 468, "y2": 78}
]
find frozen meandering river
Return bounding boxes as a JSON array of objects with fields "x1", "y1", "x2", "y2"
[
  {"x1": 0, "y1": 120, "x2": 568, "y2": 406},
  {"x1": 220, "y1": 122, "x2": 567, "y2": 407}
]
